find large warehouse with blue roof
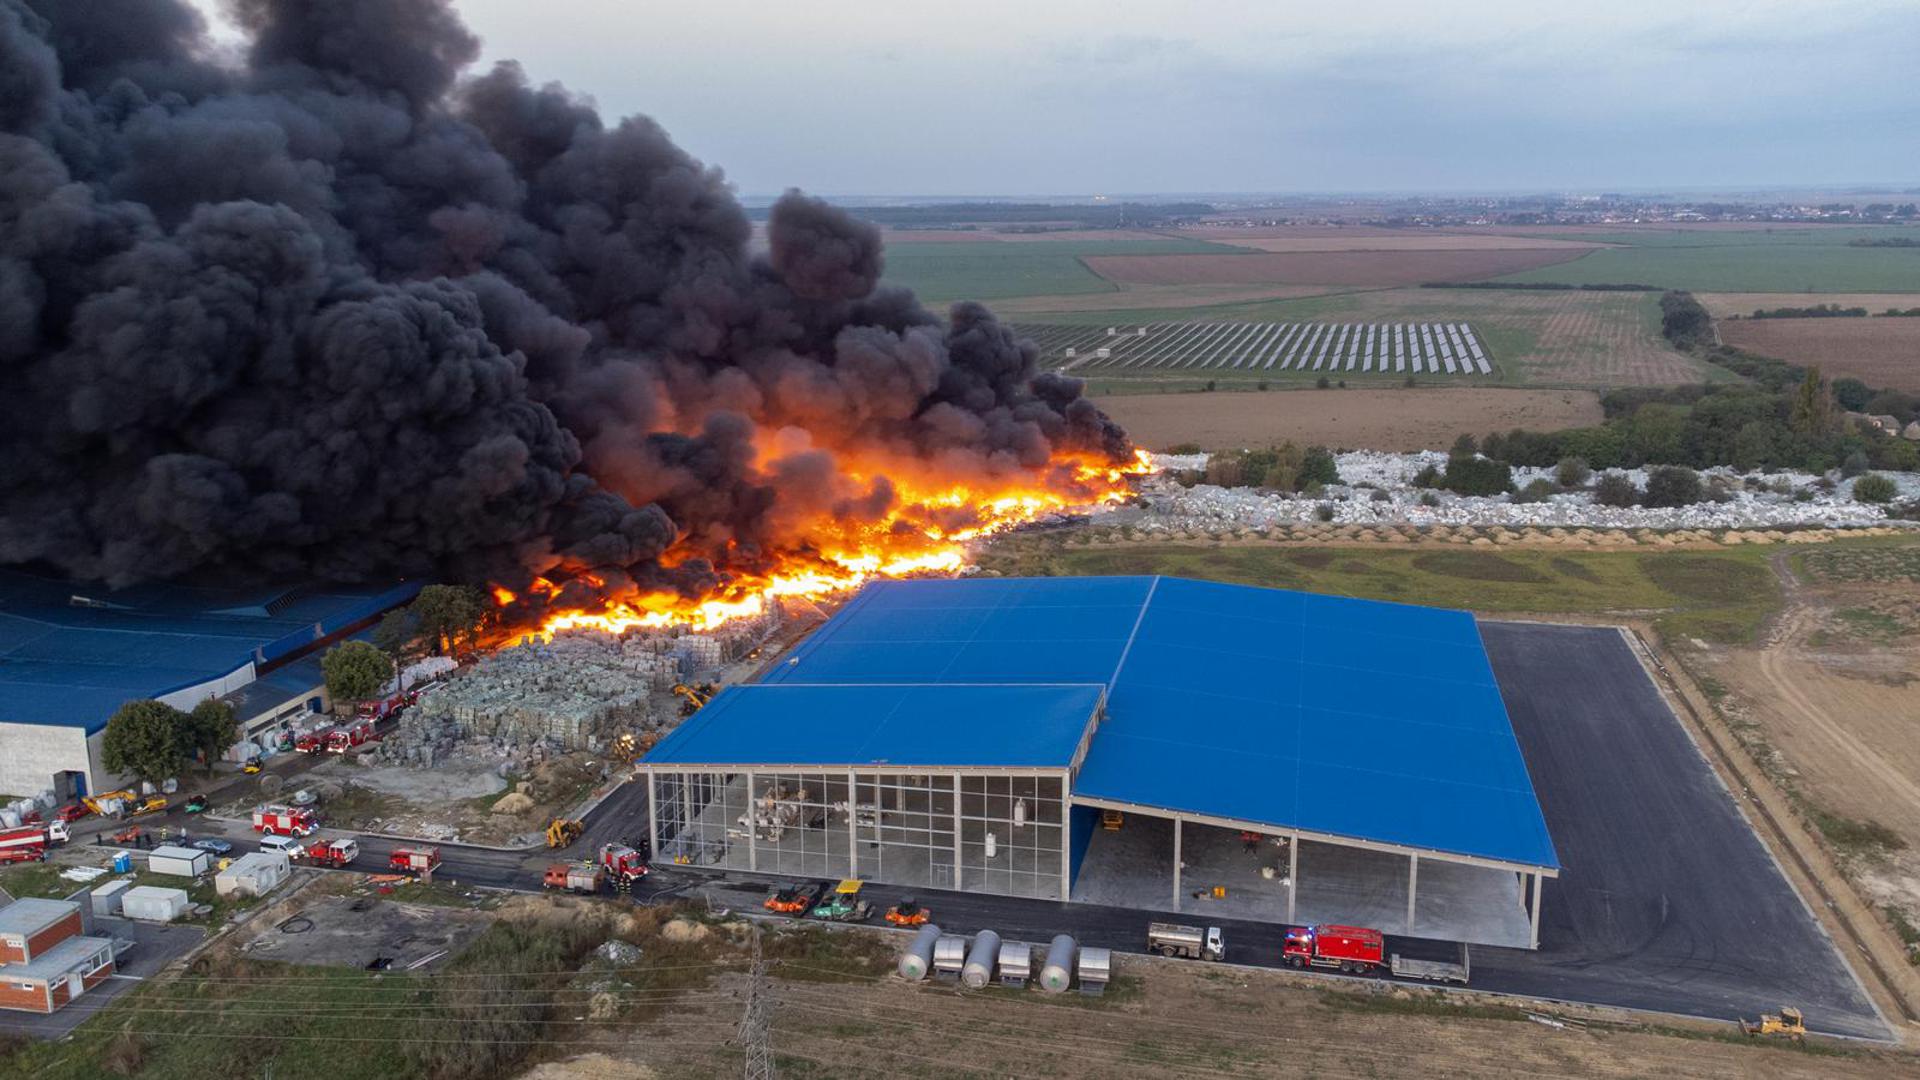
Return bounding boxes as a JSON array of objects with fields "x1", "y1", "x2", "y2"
[
  {"x1": 0, "y1": 568, "x2": 418, "y2": 801},
  {"x1": 642, "y1": 575, "x2": 1559, "y2": 948}
]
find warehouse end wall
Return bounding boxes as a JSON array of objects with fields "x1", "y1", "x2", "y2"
[{"x1": 0, "y1": 722, "x2": 97, "y2": 801}]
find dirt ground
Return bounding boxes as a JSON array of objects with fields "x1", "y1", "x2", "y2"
[
  {"x1": 297, "y1": 753, "x2": 611, "y2": 846},
  {"x1": 1692, "y1": 547, "x2": 1920, "y2": 947},
  {"x1": 523, "y1": 952, "x2": 1914, "y2": 1079},
  {"x1": 1084, "y1": 248, "x2": 1592, "y2": 287},
  {"x1": 1697, "y1": 292, "x2": 1920, "y2": 318},
  {"x1": 236, "y1": 888, "x2": 494, "y2": 971},
  {"x1": 1091, "y1": 387, "x2": 1603, "y2": 451},
  {"x1": 1717, "y1": 317, "x2": 1920, "y2": 391}
]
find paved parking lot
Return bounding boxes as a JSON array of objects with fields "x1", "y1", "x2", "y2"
[{"x1": 1477, "y1": 622, "x2": 1886, "y2": 1039}]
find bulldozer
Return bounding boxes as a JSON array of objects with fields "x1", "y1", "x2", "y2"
[
  {"x1": 545, "y1": 818, "x2": 584, "y2": 849},
  {"x1": 1739, "y1": 1006, "x2": 1805, "y2": 1042}
]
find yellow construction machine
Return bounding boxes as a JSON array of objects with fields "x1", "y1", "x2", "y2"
[
  {"x1": 672, "y1": 682, "x2": 718, "y2": 717},
  {"x1": 1739, "y1": 1007, "x2": 1805, "y2": 1041},
  {"x1": 81, "y1": 790, "x2": 139, "y2": 816},
  {"x1": 546, "y1": 819, "x2": 585, "y2": 849}
]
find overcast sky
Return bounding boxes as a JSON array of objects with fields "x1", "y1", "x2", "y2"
[{"x1": 202, "y1": 1, "x2": 1920, "y2": 197}]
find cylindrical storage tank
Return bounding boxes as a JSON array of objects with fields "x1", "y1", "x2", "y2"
[
  {"x1": 961, "y1": 929, "x2": 1001, "y2": 989},
  {"x1": 1039, "y1": 934, "x2": 1076, "y2": 994},
  {"x1": 897, "y1": 924, "x2": 942, "y2": 981},
  {"x1": 932, "y1": 934, "x2": 968, "y2": 979}
]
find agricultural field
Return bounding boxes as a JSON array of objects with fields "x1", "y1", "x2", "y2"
[
  {"x1": 1717, "y1": 317, "x2": 1920, "y2": 391},
  {"x1": 1026, "y1": 288, "x2": 1708, "y2": 388},
  {"x1": 879, "y1": 235, "x2": 1250, "y2": 304},
  {"x1": 1091, "y1": 387, "x2": 1603, "y2": 452},
  {"x1": 1022, "y1": 320, "x2": 1491, "y2": 375},
  {"x1": 1172, "y1": 226, "x2": 1602, "y2": 253},
  {"x1": 1083, "y1": 248, "x2": 1590, "y2": 288},
  {"x1": 1493, "y1": 225, "x2": 1920, "y2": 292},
  {"x1": 1696, "y1": 292, "x2": 1920, "y2": 318}
]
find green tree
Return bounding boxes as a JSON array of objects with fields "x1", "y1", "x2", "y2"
[
  {"x1": 1642, "y1": 466, "x2": 1703, "y2": 508},
  {"x1": 102, "y1": 700, "x2": 189, "y2": 787},
  {"x1": 323, "y1": 641, "x2": 395, "y2": 710},
  {"x1": 1554, "y1": 457, "x2": 1591, "y2": 487},
  {"x1": 1853, "y1": 473, "x2": 1897, "y2": 504},
  {"x1": 1832, "y1": 377, "x2": 1872, "y2": 412},
  {"x1": 1789, "y1": 366, "x2": 1835, "y2": 438},
  {"x1": 372, "y1": 608, "x2": 424, "y2": 666},
  {"x1": 180, "y1": 699, "x2": 238, "y2": 777},
  {"x1": 1730, "y1": 420, "x2": 1776, "y2": 471},
  {"x1": 1593, "y1": 472, "x2": 1639, "y2": 507},
  {"x1": 1299, "y1": 446, "x2": 1340, "y2": 489},
  {"x1": 1440, "y1": 456, "x2": 1513, "y2": 496},
  {"x1": 413, "y1": 585, "x2": 486, "y2": 655}
]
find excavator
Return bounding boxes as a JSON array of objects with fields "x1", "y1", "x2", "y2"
[
  {"x1": 545, "y1": 818, "x2": 584, "y2": 849},
  {"x1": 1739, "y1": 1007, "x2": 1805, "y2": 1042},
  {"x1": 672, "y1": 682, "x2": 719, "y2": 718}
]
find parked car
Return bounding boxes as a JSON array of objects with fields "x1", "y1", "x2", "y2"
[
  {"x1": 190, "y1": 838, "x2": 234, "y2": 856},
  {"x1": 182, "y1": 794, "x2": 209, "y2": 814},
  {"x1": 259, "y1": 834, "x2": 306, "y2": 860}
]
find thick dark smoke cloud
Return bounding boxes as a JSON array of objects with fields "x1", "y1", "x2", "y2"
[{"x1": 0, "y1": 0, "x2": 1129, "y2": 598}]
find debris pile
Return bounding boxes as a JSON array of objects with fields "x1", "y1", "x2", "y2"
[
  {"x1": 376, "y1": 610, "x2": 781, "y2": 769},
  {"x1": 1120, "y1": 451, "x2": 1920, "y2": 533}
]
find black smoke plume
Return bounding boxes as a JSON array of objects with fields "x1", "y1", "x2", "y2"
[{"x1": 0, "y1": 0, "x2": 1128, "y2": 601}]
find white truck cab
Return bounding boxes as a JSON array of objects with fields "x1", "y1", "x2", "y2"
[{"x1": 1204, "y1": 926, "x2": 1225, "y2": 962}]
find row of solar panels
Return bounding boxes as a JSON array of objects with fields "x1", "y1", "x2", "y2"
[{"x1": 1023, "y1": 322, "x2": 1491, "y2": 374}]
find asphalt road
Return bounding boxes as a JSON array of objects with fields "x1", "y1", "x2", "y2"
[{"x1": 1477, "y1": 621, "x2": 1886, "y2": 1040}]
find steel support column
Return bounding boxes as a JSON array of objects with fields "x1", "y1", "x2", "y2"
[
  {"x1": 1287, "y1": 831, "x2": 1299, "y2": 923},
  {"x1": 745, "y1": 771, "x2": 756, "y2": 872},
  {"x1": 1406, "y1": 853, "x2": 1419, "y2": 934},
  {"x1": 1172, "y1": 816, "x2": 1183, "y2": 911},
  {"x1": 1529, "y1": 871, "x2": 1543, "y2": 949},
  {"x1": 951, "y1": 774, "x2": 963, "y2": 892},
  {"x1": 645, "y1": 770, "x2": 659, "y2": 864},
  {"x1": 846, "y1": 770, "x2": 859, "y2": 879}
]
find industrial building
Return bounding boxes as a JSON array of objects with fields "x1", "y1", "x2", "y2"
[
  {"x1": 0, "y1": 896, "x2": 116, "y2": 1014},
  {"x1": 0, "y1": 568, "x2": 418, "y2": 800},
  {"x1": 642, "y1": 576, "x2": 1560, "y2": 949}
]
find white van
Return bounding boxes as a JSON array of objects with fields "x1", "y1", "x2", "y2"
[{"x1": 260, "y1": 834, "x2": 306, "y2": 860}]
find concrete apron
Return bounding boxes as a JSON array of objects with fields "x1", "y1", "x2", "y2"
[{"x1": 1072, "y1": 814, "x2": 1531, "y2": 949}]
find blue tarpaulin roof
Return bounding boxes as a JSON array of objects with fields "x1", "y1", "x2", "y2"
[
  {"x1": 647, "y1": 683, "x2": 1105, "y2": 769},
  {"x1": 653, "y1": 575, "x2": 1558, "y2": 871},
  {"x1": 0, "y1": 569, "x2": 417, "y2": 733}
]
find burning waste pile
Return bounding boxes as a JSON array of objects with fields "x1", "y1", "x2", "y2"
[
  {"x1": 379, "y1": 607, "x2": 781, "y2": 770},
  {"x1": 0, "y1": 0, "x2": 1143, "y2": 634}
]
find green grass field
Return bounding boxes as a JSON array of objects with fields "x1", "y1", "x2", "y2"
[
  {"x1": 881, "y1": 236, "x2": 1251, "y2": 304},
  {"x1": 977, "y1": 540, "x2": 1783, "y2": 643},
  {"x1": 1496, "y1": 226, "x2": 1920, "y2": 292}
]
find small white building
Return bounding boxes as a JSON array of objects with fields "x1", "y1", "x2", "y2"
[
  {"x1": 146, "y1": 845, "x2": 212, "y2": 879},
  {"x1": 119, "y1": 886, "x2": 190, "y2": 923},
  {"x1": 214, "y1": 851, "x2": 292, "y2": 899}
]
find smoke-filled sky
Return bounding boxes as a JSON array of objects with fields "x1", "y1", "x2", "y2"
[
  {"x1": 179, "y1": 0, "x2": 1920, "y2": 196},
  {"x1": 0, "y1": 0, "x2": 1127, "y2": 605}
]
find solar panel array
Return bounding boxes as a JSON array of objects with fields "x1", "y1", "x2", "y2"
[{"x1": 1020, "y1": 321, "x2": 1492, "y2": 375}]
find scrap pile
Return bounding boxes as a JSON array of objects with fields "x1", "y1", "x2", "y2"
[{"x1": 375, "y1": 611, "x2": 780, "y2": 769}]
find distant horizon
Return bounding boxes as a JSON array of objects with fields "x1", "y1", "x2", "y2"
[{"x1": 734, "y1": 185, "x2": 1920, "y2": 206}]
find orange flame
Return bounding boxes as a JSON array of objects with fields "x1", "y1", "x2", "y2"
[{"x1": 506, "y1": 448, "x2": 1154, "y2": 637}]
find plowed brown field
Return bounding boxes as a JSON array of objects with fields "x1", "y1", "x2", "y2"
[
  {"x1": 1092, "y1": 387, "x2": 1603, "y2": 451},
  {"x1": 1718, "y1": 317, "x2": 1920, "y2": 390},
  {"x1": 1084, "y1": 248, "x2": 1592, "y2": 287}
]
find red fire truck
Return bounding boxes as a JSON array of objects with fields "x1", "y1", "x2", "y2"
[
  {"x1": 357, "y1": 689, "x2": 419, "y2": 721},
  {"x1": 294, "y1": 730, "x2": 328, "y2": 754},
  {"x1": 309, "y1": 838, "x2": 360, "y2": 868},
  {"x1": 389, "y1": 846, "x2": 441, "y2": 876},
  {"x1": 252, "y1": 804, "x2": 319, "y2": 837},
  {"x1": 324, "y1": 720, "x2": 375, "y2": 753},
  {"x1": 597, "y1": 844, "x2": 649, "y2": 890},
  {"x1": 0, "y1": 823, "x2": 66, "y2": 864},
  {"x1": 1282, "y1": 925, "x2": 1384, "y2": 975}
]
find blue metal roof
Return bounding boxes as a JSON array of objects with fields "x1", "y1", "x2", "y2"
[
  {"x1": 0, "y1": 569, "x2": 417, "y2": 733},
  {"x1": 647, "y1": 683, "x2": 1105, "y2": 769},
  {"x1": 672, "y1": 575, "x2": 1557, "y2": 870}
]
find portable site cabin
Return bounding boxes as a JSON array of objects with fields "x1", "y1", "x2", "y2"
[
  {"x1": 215, "y1": 851, "x2": 292, "y2": 898},
  {"x1": 146, "y1": 845, "x2": 212, "y2": 878}
]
